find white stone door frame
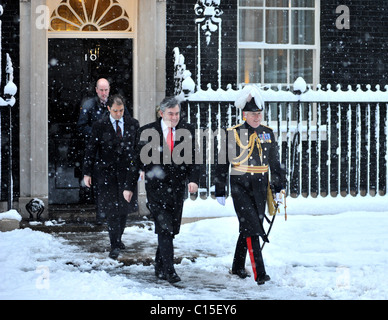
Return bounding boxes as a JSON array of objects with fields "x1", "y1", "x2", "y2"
[{"x1": 19, "y1": 0, "x2": 165, "y2": 218}]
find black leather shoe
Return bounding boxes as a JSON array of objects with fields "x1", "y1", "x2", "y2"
[
  {"x1": 155, "y1": 269, "x2": 167, "y2": 280},
  {"x1": 231, "y1": 269, "x2": 251, "y2": 279},
  {"x1": 154, "y1": 262, "x2": 166, "y2": 280},
  {"x1": 166, "y1": 272, "x2": 181, "y2": 284},
  {"x1": 257, "y1": 272, "x2": 271, "y2": 285},
  {"x1": 109, "y1": 248, "x2": 120, "y2": 259}
]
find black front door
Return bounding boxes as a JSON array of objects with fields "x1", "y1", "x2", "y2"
[{"x1": 48, "y1": 38, "x2": 133, "y2": 204}]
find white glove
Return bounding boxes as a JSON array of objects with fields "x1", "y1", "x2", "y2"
[
  {"x1": 216, "y1": 197, "x2": 226, "y2": 206},
  {"x1": 275, "y1": 193, "x2": 283, "y2": 205}
]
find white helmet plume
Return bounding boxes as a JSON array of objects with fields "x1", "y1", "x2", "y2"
[{"x1": 234, "y1": 85, "x2": 264, "y2": 110}]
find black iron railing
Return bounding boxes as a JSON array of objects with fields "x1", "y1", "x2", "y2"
[{"x1": 180, "y1": 84, "x2": 388, "y2": 199}]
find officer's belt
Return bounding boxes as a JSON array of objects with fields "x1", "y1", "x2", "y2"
[{"x1": 232, "y1": 164, "x2": 269, "y2": 174}]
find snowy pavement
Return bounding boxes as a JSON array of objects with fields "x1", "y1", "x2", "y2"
[{"x1": 1, "y1": 196, "x2": 388, "y2": 300}]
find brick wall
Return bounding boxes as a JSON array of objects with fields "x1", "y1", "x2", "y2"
[
  {"x1": 320, "y1": 0, "x2": 388, "y2": 89},
  {"x1": 166, "y1": 0, "x2": 237, "y2": 95},
  {"x1": 167, "y1": 1, "x2": 388, "y2": 92}
]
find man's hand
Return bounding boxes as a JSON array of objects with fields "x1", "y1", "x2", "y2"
[
  {"x1": 188, "y1": 182, "x2": 198, "y2": 194},
  {"x1": 123, "y1": 190, "x2": 133, "y2": 203},
  {"x1": 275, "y1": 189, "x2": 286, "y2": 204},
  {"x1": 83, "y1": 175, "x2": 92, "y2": 188}
]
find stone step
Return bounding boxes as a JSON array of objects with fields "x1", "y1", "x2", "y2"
[{"x1": 0, "y1": 219, "x2": 20, "y2": 232}]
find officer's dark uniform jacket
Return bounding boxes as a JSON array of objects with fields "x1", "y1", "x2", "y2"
[{"x1": 215, "y1": 121, "x2": 285, "y2": 239}]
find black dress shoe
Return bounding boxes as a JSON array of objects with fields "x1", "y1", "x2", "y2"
[
  {"x1": 154, "y1": 262, "x2": 166, "y2": 280},
  {"x1": 257, "y1": 272, "x2": 271, "y2": 285},
  {"x1": 109, "y1": 248, "x2": 120, "y2": 259},
  {"x1": 166, "y1": 272, "x2": 181, "y2": 284},
  {"x1": 155, "y1": 269, "x2": 167, "y2": 280},
  {"x1": 231, "y1": 269, "x2": 251, "y2": 279}
]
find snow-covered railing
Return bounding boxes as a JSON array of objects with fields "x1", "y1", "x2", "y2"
[
  {"x1": 180, "y1": 80, "x2": 388, "y2": 199},
  {"x1": 0, "y1": 4, "x2": 18, "y2": 209}
]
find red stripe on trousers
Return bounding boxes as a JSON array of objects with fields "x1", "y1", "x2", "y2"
[{"x1": 246, "y1": 237, "x2": 257, "y2": 281}]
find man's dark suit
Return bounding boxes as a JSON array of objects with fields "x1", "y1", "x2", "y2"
[
  {"x1": 126, "y1": 118, "x2": 200, "y2": 278},
  {"x1": 76, "y1": 97, "x2": 108, "y2": 211},
  {"x1": 77, "y1": 97, "x2": 131, "y2": 139},
  {"x1": 83, "y1": 114, "x2": 139, "y2": 250},
  {"x1": 78, "y1": 97, "x2": 108, "y2": 140}
]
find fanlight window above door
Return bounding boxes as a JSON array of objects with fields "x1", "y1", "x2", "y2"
[{"x1": 50, "y1": 0, "x2": 132, "y2": 32}]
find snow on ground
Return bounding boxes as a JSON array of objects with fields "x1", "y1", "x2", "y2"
[{"x1": 0, "y1": 196, "x2": 388, "y2": 300}]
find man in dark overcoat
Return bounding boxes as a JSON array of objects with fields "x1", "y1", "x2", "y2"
[
  {"x1": 123, "y1": 96, "x2": 199, "y2": 283},
  {"x1": 77, "y1": 78, "x2": 111, "y2": 139},
  {"x1": 77, "y1": 79, "x2": 131, "y2": 223},
  {"x1": 215, "y1": 85, "x2": 286, "y2": 285},
  {"x1": 83, "y1": 94, "x2": 139, "y2": 259},
  {"x1": 77, "y1": 78, "x2": 111, "y2": 222}
]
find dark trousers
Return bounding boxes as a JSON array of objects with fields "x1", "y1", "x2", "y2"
[
  {"x1": 155, "y1": 233, "x2": 175, "y2": 275},
  {"x1": 107, "y1": 211, "x2": 127, "y2": 249},
  {"x1": 232, "y1": 233, "x2": 265, "y2": 280},
  {"x1": 93, "y1": 179, "x2": 106, "y2": 222},
  {"x1": 98, "y1": 169, "x2": 130, "y2": 250}
]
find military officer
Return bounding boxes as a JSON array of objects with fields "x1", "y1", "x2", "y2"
[{"x1": 215, "y1": 85, "x2": 286, "y2": 285}]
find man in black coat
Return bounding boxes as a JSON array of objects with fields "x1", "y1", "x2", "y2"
[
  {"x1": 123, "y1": 96, "x2": 199, "y2": 283},
  {"x1": 77, "y1": 78, "x2": 110, "y2": 222},
  {"x1": 83, "y1": 95, "x2": 139, "y2": 259},
  {"x1": 77, "y1": 78, "x2": 131, "y2": 223},
  {"x1": 215, "y1": 86, "x2": 286, "y2": 285},
  {"x1": 77, "y1": 78, "x2": 111, "y2": 139}
]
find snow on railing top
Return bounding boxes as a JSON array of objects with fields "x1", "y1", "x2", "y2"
[
  {"x1": 0, "y1": 5, "x2": 17, "y2": 108},
  {"x1": 182, "y1": 78, "x2": 388, "y2": 103}
]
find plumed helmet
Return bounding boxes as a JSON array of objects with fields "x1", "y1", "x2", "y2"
[{"x1": 234, "y1": 85, "x2": 264, "y2": 112}]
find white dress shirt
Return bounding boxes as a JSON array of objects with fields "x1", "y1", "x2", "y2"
[
  {"x1": 110, "y1": 115, "x2": 124, "y2": 134},
  {"x1": 160, "y1": 118, "x2": 175, "y2": 142}
]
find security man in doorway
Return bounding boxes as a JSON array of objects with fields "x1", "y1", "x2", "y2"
[
  {"x1": 215, "y1": 85, "x2": 286, "y2": 285},
  {"x1": 77, "y1": 78, "x2": 111, "y2": 223}
]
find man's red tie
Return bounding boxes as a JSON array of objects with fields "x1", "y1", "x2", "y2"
[
  {"x1": 116, "y1": 120, "x2": 122, "y2": 139},
  {"x1": 167, "y1": 127, "x2": 173, "y2": 154}
]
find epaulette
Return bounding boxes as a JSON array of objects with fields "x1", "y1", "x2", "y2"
[
  {"x1": 227, "y1": 123, "x2": 244, "y2": 131},
  {"x1": 260, "y1": 124, "x2": 274, "y2": 131}
]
